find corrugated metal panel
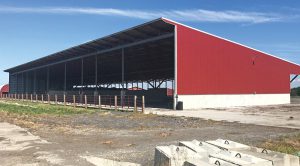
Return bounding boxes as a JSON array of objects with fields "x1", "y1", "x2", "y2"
[
  {"x1": 16, "y1": 73, "x2": 24, "y2": 93},
  {"x1": 9, "y1": 74, "x2": 17, "y2": 94},
  {"x1": 5, "y1": 19, "x2": 174, "y2": 74},
  {"x1": 0, "y1": 84, "x2": 9, "y2": 93},
  {"x1": 163, "y1": 18, "x2": 300, "y2": 95}
]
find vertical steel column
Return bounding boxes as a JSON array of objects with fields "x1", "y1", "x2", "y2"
[
  {"x1": 33, "y1": 70, "x2": 36, "y2": 94},
  {"x1": 122, "y1": 48, "x2": 124, "y2": 88},
  {"x1": 64, "y1": 63, "x2": 67, "y2": 94},
  {"x1": 121, "y1": 48, "x2": 125, "y2": 106},
  {"x1": 46, "y1": 67, "x2": 49, "y2": 93},
  {"x1": 95, "y1": 55, "x2": 98, "y2": 92},
  {"x1": 81, "y1": 58, "x2": 84, "y2": 103},
  {"x1": 16, "y1": 73, "x2": 18, "y2": 94},
  {"x1": 81, "y1": 58, "x2": 84, "y2": 89},
  {"x1": 94, "y1": 55, "x2": 98, "y2": 105},
  {"x1": 25, "y1": 72, "x2": 28, "y2": 94},
  {"x1": 22, "y1": 72, "x2": 24, "y2": 94},
  {"x1": 120, "y1": 48, "x2": 125, "y2": 107},
  {"x1": 8, "y1": 73, "x2": 11, "y2": 94}
]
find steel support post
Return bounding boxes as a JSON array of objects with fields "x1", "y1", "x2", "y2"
[
  {"x1": 46, "y1": 67, "x2": 49, "y2": 94},
  {"x1": 64, "y1": 63, "x2": 67, "y2": 94},
  {"x1": 33, "y1": 70, "x2": 36, "y2": 94},
  {"x1": 291, "y1": 75, "x2": 298, "y2": 83}
]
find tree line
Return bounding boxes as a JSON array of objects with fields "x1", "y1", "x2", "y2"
[{"x1": 291, "y1": 87, "x2": 300, "y2": 96}]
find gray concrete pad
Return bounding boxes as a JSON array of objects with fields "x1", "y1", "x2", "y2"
[{"x1": 145, "y1": 103, "x2": 300, "y2": 129}]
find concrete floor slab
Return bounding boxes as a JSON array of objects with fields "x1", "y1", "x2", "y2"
[{"x1": 146, "y1": 103, "x2": 300, "y2": 129}]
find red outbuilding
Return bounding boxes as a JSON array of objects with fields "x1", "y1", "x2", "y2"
[{"x1": 0, "y1": 84, "x2": 9, "y2": 97}]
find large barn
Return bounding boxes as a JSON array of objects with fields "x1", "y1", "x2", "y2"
[{"x1": 4, "y1": 18, "x2": 300, "y2": 109}]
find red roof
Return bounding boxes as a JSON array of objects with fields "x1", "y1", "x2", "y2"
[{"x1": 0, "y1": 84, "x2": 9, "y2": 93}]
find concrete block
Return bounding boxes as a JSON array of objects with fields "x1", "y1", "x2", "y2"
[
  {"x1": 179, "y1": 140, "x2": 270, "y2": 165},
  {"x1": 238, "y1": 147, "x2": 300, "y2": 166},
  {"x1": 179, "y1": 140, "x2": 274, "y2": 166},
  {"x1": 205, "y1": 139, "x2": 250, "y2": 151},
  {"x1": 155, "y1": 139, "x2": 299, "y2": 166},
  {"x1": 209, "y1": 156, "x2": 242, "y2": 166},
  {"x1": 179, "y1": 140, "x2": 209, "y2": 157},
  {"x1": 182, "y1": 160, "x2": 215, "y2": 166},
  {"x1": 180, "y1": 140, "x2": 223, "y2": 154},
  {"x1": 154, "y1": 145, "x2": 211, "y2": 166},
  {"x1": 182, "y1": 161, "x2": 197, "y2": 166},
  {"x1": 210, "y1": 150, "x2": 273, "y2": 166},
  {"x1": 206, "y1": 139, "x2": 300, "y2": 166}
]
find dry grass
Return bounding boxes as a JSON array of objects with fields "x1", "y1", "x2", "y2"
[
  {"x1": 260, "y1": 134, "x2": 300, "y2": 156},
  {"x1": 158, "y1": 132, "x2": 172, "y2": 138},
  {"x1": 0, "y1": 99, "x2": 97, "y2": 115},
  {"x1": 102, "y1": 140, "x2": 113, "y2": 145}
]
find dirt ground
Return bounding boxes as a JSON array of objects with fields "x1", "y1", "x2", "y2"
[{"x1": 0, "y1": 104, "x2": 299, "y2": 166}]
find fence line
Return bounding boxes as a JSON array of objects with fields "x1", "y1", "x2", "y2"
[{"x1": 0, "y1": 93, "x2": 145, "y2": 113}]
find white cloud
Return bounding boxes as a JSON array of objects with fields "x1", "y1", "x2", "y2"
[{"x1": 0, "y1": 6, "x2": 290, "y2": 23}]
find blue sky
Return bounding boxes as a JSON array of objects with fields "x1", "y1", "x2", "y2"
[{"x1": 0, "y1": 0, "x2": 300, "y2": 87}]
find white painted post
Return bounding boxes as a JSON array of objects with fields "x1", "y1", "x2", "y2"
[
  {"x1": 73, "y1": 95, "x2": 76, "y2": 107},
  {"x1": 115, "y1": 96, "x2": 117, "y2": 111},
  {"x1": 98, "y1": 95, "x2": 101, "y2": 109},
  {"x1": 85, "y1": 95, "x2": 87, "y2": 109},
  {"x1": 55, "y1": 94, "x2": 57, "y2": 105},
  {"x1": 134, "y1": 95, "x2": 137, "y2": 113},
  {"x1": 64, "y1": 94, "x2": 66, "y2": 106},
  {"x1": 142, "y1": 96, "x2": 145, "y2": 113}
]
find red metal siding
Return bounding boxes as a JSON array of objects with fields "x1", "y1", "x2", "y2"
[
  {"x1": 0, "y1": 84, "x2": 9, "y2": 94},
  {"x1": 163, "y1": 19, "x2": 300, "y2": 95}
]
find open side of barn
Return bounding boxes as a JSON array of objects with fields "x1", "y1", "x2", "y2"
[
  {"x1": 5, "y1": 19, "x2": 176, "y2": 109},
  {"x1": 4, "y1": 18, "x2": 300, "y2": 109}
]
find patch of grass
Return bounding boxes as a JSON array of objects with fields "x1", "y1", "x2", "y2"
[
  {"x1": 0, "y1": 100, "x2": 97, "y2": 115},
  {"x1": 260, "y1": 134, "x2": 300, "y2": 156}
]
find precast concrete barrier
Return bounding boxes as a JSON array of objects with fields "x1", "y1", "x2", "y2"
[
  {"x1": 154, "y1": 139, "x2": 300, "y2": 166},
  {"x1": 206, "y1": 139, "x2": 299, "y2": 166}
]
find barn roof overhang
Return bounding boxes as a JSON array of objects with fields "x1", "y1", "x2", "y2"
[
  {"x1": 5, "y1": 18, "x2": 175, "y2": 74},
  {"x1": 6, "y1": 17, "x2": 300, "y2": 75}
]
